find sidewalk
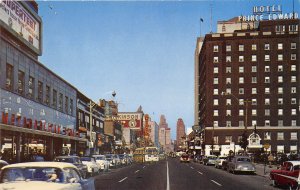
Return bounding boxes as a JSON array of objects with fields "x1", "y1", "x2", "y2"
[{"x1": 254, "y1": 163, "x2": 279, "y2": 178}]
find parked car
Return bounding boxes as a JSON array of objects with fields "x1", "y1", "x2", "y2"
[
  {"x1": 105, "y1": 154, "x2": 118, "y2": 168},
  {"x1": 92, "y1": 155, "x2": 109, "y2": 171},
  {"x1": 270, "y1": 161, "x2": 300, "y2": 189},
  {"x1": 80, "y1": 157, "x2": 99, "y2": 176},
  {"x1": 215, "y1": 156, "x2": 227, "y2": 169},
  {"x1": 180, "y1": 153, "x2": 191, "y2": 163},
  {"x1": 203, "y1": 155, "x2": 217, "y2": 166},
  {"x1": 0, "y1": 162, "x2": 95, "y2": 190},
  {"x1": 227, "y1": 156, "x2": 256, "y2": 174},
  {"x1": 222, "y1": 156, "x2": 233, "y2": 171},
  {"x1": 0, "y1": 160, "x2": 8, "y2": 170},
  {"x1": 54, "y1": 156, "x2": 87, "y2": 179}
]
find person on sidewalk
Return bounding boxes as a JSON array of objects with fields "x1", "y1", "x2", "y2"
[{"x1": 268, "y1": 153, "x2": 274, "y2": 167}]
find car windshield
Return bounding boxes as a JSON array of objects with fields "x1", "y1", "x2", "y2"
[
  {"x1": 1, "y1": 167, "x2": 64, "y2": 183},
  {"x1": 237, "y1": 158, "x2": 251, "y2": 162},
  {"x1": 80, "y1": 157, "x2": 92, "y2": 161},
  {"x1": 95, "y1": 156, "x2": 105, "y2": 160},
  {"x1": 55, "y1": 157, "x2": 75, "y2": 163}
]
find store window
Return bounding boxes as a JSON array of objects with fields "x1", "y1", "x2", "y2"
[
  {"x1": 38, "y1": 81, "x2": 43, "y2": 102},
  {"x1": 6, "y1": 64, "x2": 13, "y2": 90},
  {"x1": 18, "y1": 70, "x2": 25, "y2": 95},
  {"x1": 45, "y1": 85, "x2": 50, "y2": 105},
  {"x1": 225, "y1": 136, "x2": 232, "y2": 143},
  {"x1": 28, "y1": 76, "x2": 35, "y2": 99},
  {"x1": 53, "y1": 89, "x2": 57, "y2": 109},
  {"x1": 58, "y1": 93, "x2": 63, "y2": 111}
]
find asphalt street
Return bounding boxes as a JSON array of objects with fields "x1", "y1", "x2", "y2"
[{"x1": 94, "y1": 158, "x2": 278, "y2": 190}]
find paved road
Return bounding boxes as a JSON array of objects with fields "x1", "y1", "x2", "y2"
[{"x1": 94, "y1": 158, "x2": 277, "y2": 190}]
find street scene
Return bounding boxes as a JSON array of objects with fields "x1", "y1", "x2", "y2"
[{"x1": 0, "y1": 0, "x2": 299, "y2": 189}]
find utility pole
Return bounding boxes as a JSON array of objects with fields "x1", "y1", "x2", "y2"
[{"x1": 89, "y1": 100, "x2": 96, "y2": 156}]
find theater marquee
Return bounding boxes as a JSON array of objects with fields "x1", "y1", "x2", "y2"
[
  {"x1": 116, "y1": 113, "x2": 143, "y2": 130},
  {"x1": 0, "y1": 0, "x2": 41, "y2": 54}
]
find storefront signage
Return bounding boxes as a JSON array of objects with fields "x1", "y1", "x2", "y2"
[
  {"x1": 238, "y1": 5, "x2": 298, "y2": 22},
  {"x1": 0, "y1": 0, "x2": 41, "y2": 53},
  {"x1": 115, "y1": 113, "x2": 143, "y2": 130}
]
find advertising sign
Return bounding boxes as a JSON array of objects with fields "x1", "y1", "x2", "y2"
[
  {"x1": 0, "y1": 0, "x2": 41, "y2": 53},
  {"x1": 116, "y1": 113, "x2": 143, "y2": 130}
]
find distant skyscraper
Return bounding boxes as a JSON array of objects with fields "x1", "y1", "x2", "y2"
[
  {"x1": 176, "y1": 118, "x2": 186, "y2": 146},
  {"x1": 159, "y1": 115, "x2": 168, "y2": 129},
  {"x1": 159, "y1": 115, "x2": 172, "y2": 152}
]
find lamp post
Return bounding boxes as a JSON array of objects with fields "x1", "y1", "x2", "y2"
[{"x1": 89, "y1": 100, "x2": 97, "y2": 156}]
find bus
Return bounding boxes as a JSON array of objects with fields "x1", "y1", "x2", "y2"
[{"x1": 133, "y1": 147, "x2": 159, "y2": 163}]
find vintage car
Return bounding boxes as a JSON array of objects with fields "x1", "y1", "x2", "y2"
[
  {"x1": 54, "y1": 156, "x2": 88, "y2": 179},
  {"x1": 180, "y1": 153, "x2": 191, "y2": 163},
  {"x1": 203, "y1": 155, "x2": 217, "y2": 166},
  {"x1": 80, "y1": 157, "x2": 100, "y2": 176},
  {"x1": 270, "y1": 161, "x2": 300, "y2": 189},
  {"x1": 215, "y1": 156, "x2": 227, "y2": 169},
  {"x1": 0, "y1": 162, "x2": 95, "y2": 190},
  {"x1": 92, "y1": 155, "x2": 109, "y2": 171},
  {"x1": 227, "y1": 156, "x2": 256, "y2": 174}
]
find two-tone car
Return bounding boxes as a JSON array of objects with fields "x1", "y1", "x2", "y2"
[
  {"x1": 0, "y1": 162, "x2": 94, "y2": 190},
  {"x1": 227, "y1": 156, "x2": 256, "y2": 174}
]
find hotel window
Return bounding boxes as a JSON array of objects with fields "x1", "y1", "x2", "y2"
[
  {"x1": 53, "y1": 89, "x2": 57, "y2": 108},
  {"x1": 278, "y1": 76, "x2": 283, "y2": 83},
  {"x1": 226, "y1": 45, "x2": 231, "y2": 52},
  {"x1": 65, "y1": 96, "x2": 69, "y2": 114},
  {"x1": 226, "y1": 67, "x2": 231, "y2": 73},
  {"x1": 213, "y1": 67, "x2": 218, "y2": 74},
  {"x1": 292, "y1": 120, "x2": 297, "y2": 126},
  {"x1": 291, "y1": 87, "x2": 296, "y2": 93},
  {"x1": 277, "y1": 145, "x2": 284, "y2": 153},
  {"x1": 292, "y1": 109, "x2": 297, "y2": 115},
  {"x1": 291, "y1": 42, "x2": 296, "y2": 49},
  {"x1": 291, "y1": 54, "x2": 296, "y2": 60},
  {"x1": 252, "y1": 109, "x2": 257, "y2": 116},
  {"x1": 252, "y1": 99, "x2": 257, "y2": 105},
  {"x1": 291, "y1": 76, "x2": 296, "y2": 82},
  {"x1": 278, "y1": 98, "x2": 283, "y2": 105},
  {"x1": 226, "y1": 78, "x2": 231, "y2": 84},
  {"x1": 239, "y1": 88, "x2": 244, "y2": 94},
  {"x1": 226, "y1": 99, "x2": 231, "y2": 105},
  {"x1": 238, "y1": 136, "x2": 243, "y2": 142},
  {"x1": 213, "y1": 121, "x2": 218, "y2": 127},
  {"x1": 278, "y1": 120, "x2": 283, "y2": 126},
  {"x1": 45, "y1": 85, "x2": 50, "y2": 106},
  {"x1": 213, "y1": 110, "x2": 219, "y2": 116},
  {"x1": 265, "y1": 65, "x2": 270, "y2": 72},
  {"x1": 239, "y1": 77, "x2": 244, "y2": 83},
  {"x1": 291, "y1": 65, "x2": 296, "y2": 71},
  {"x1": 265, "y1": 43, "x2": 270, "y2": 50},
  {"x1": 277, "y1": 132, "x2": 284, "y2": 140},
  {"x1": 265, "y1": 98, "x2": 270, "y2": 105},
  {"x1": 265, "y1": 109, "x2": 270, "y2": 116},
  {"x1": 226, "y1": 121, "x2": 231, "y2": 127},
  {"x1": 278, "y1": 65, "x2": 283, "y2": 72},
  {"x1": 265, "y1": 55, "x2": 270, "y2": 61},
  {"x1": 265, "y1": 76, "x2": 270, "y2": 83},
  {"x1": 213, "y1": 89, "x2": 219, "y2": 95},
  {"x1": 265, "y1": 120, "x2": 270, "y2": 126},
  {"x1": 239, "y1": 99, "x2": 244, "y2": 105},
  {"x1": 252, "y1": 120, "x2": 257, "y2": 126},
  {"x1": 58, "y1": 93, "x2": 63, "y2": 111},
  {"x1": 252, "y1": 77, "x2": 257, "y2": 83},
  {"x1": 239, "y1": 44, "x2": 244, "y2": 51},
  {"x1": 289, "y1": 24, "x2": 298, "y2": 32},
  {"x1": 278, "y1": 54, "x2": 283, "y2": 61},
  {"x1": 28, "y1": 76, "x2": 34, "y2": 99},
  {"x1": 213, "y1": 45, "x2": 219, "y2": 52},
  {"x1": 239, "y1": 121, "x2": 244, "y2": 127},
  {"x1": 239, "y1": 66, "x2": 244, "y2": 73},
  {"x1": 239, "y1": 56, "x2": 244, "y2": 62},
  {"x1": 278, "y1": 43, "x2": 283, "y2": 50},
  {"x1": 239, "y1": 110, "x2": 244, "y2": 116},
  {"x1": 252, "y1": 66, "x2": 257, "y2": 72},
  {"x1": 37, "y1": 81, "x2": 43, "y2": 102},
  {"x1": 213, "y1": 99, "x2": 219, "y2": 106},
  {"x1": 226, "y1": 56, "x2": 231, "y2": 62},
  {"x1": 291, "y1": 146, "x2": 297, "y2": 153},
  {"x1": 278, "y1": 109, "x2": 283, "y2": 116},
  {"x1": 226, "y1": 88, "x2": 231, "y2": 94},
  {"x1": 225, "y1": 136, "x2": 232, "y2": 143},
  {"x1": 252, "y1": 88, "x2": 257, "y2": 94},
  {"x1": 276, "y1": 25, "x2": 285, "y2": 32},
  {"x1": 265, "y1": 88, "x2": 270, "y2": 94},
  {"x1": 17, "y1": 70, "x2": 25, "y2": 95},
  {"x1": 213, "y1": 136, "x2": 219, "y2": 144},
  {"x1": 291, "y1": 132, "x2": 297, "y2": 141},
  {"x1": 278, "y1": 87, "x2": 283, "y2": 94},
  {"x1": 213, "y1": 57, "x2": 219, "y2": 63},
  {"x1": 291, "y1": 98, "x2": 297, "y2": 104},
  {"x1": 251, "y1": 44, "x2": 257, "y2": 50},
  {"x1": 226, "y1": 110, "x2": 231, "y2": 116},
  {"x1": 70, "y1": 98, "x2": 74, "y2": 116},
  {"x1": 213, "y1": 78, "x2": 218, "y2": 84},
  {"x1": 264, "y1": 132, "x2": 271, "y2": 140},
  {"x1": 251, "y1": 55, "x2": 257, "y2": 62},
  {"x1": 6, "y1": 64, "x2": 13, "y2": 90}
]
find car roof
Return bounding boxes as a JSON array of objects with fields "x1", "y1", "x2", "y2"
[
  {"x1": 2, "y1": 162, "x2": 77, "y2": 170},
  {"x1": 285, "y1": 161, "x2": 300, "y2": 165}
]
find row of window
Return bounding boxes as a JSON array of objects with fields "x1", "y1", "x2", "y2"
[
  {"x1": 213, "y1": 42, "x2": 297, "y2": 52},
  {"x1": 213, "y1": 87, "x2": 297, "y2": 95},
  {"x1": 213, "y1": 54, "x2": 297, "y2": 63},
  {"x1": 221, "y1": 64, "x2": 297, "y2": 74},
  {"x1": 213, "y1": 120, "x2": 298, "y2": 127},
  {"x1": 213, "y1": 98, "x2": 297, "y2": 106},
  {"x1": 213, "y1": 109, "x2": 298, "y2": 117},
  {"x1": 213, "y1": 76, "x2": 297, "y2": 84},
  {"x1": 6, "y1": 64, "x2": 74, "y2": 116}
]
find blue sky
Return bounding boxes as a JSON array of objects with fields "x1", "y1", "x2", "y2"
[{"x1": 38, "y1": 0, "x2": 298, "y2": 139}]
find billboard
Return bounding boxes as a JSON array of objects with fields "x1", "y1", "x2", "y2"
[
  {"x1": 115, "y1": 113, "x2": 143, "y2": 130},
  {"x1": 0, "y1": 0, "x2": 41, "y2": 54}
]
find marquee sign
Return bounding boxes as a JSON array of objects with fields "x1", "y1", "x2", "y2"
[
  {"x1": 115, "y1": 113, "x2": 143, "y2": 130},
  {"x1": 0, "y1": 0, "x2": 41, "y2": 54},
  {"x1": 238, "y1": 5, "x2": 298, "y2": 22}
]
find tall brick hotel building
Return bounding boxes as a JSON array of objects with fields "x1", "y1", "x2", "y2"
[{"x1": 194, "y1": 5, "x2": 299, "y2": 155}]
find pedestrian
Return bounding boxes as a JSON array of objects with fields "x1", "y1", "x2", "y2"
[{"x1": 268, "y1": 153, "x2": 274, "y2": 167}]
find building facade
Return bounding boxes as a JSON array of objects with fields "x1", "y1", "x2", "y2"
[
  {"x1": 158, "y1": 115, "x2": 172, "y2": 152},
  {"x1": 196, "y1": 16, "x2": 299, "y2": 155},
  {"x1": 149, "y1": 120, "x2": 159, "y2": 148}
]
